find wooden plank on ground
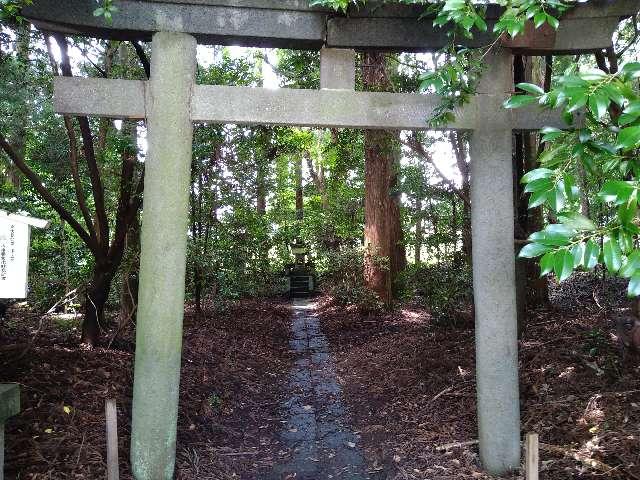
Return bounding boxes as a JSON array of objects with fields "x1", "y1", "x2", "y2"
[
  {"x1": 105, "y1": 398, "x2": 119, "y2": 480},
  {"x1": 525, "y1": 433, "x2": 539, "y2": 480}
]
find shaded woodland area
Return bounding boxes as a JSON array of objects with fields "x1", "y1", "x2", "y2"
[{"x1": 2, "y1": 3, "x2": 640, "y2": 479}]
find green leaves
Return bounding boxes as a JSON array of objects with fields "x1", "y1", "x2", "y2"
[
  {"x1": 584, "y1": 240, "x2": 600, "y2": 270},
  {"x1": 519, "y1": 242, "x2": 552, "y2": 258},
  {"x1": 514, "y1": 53, "x2": 640, "y2": 297},
  {"x1": 309, "y1": 0, "x2": 352, "y2": 11},
  {"x1": 503, "y1": 94, "x2": 538, "y2": 109},
  {"x1": 616, "y1": 126, "x2": 640, "y2": 151},
  {"x1": 517, "y1": 83, "x2": 545, "y2": 96},
  {"x1": 603, "y1": 236, "x2": 622, "y2": 273},
  {"x1": 621, "y1": 62, "x2": 640, "y2": 81},
  {"x1": 588, "y1": 90, "x2": 609, "y2": 120},
  {"x1": 554, "y1": 249, "x2": 574, "y2": 282},
  {"x1": 0, "y1": 0, "x2": 32, "y2": 22},
  {"x1": 628, "y1": 273, "x2": 640, "y2": 297},
  {"x1": 558, "y1": 212, "x2": 596, "y2": 232},
  {"x1": 93, "y1": 0, "x2": 118, "y2": 22},
  {"x1": 599, "y1": 181, "x2": 636, "y2": 205},
  {"x1": 432, "y1": 0, "x2": 488, "y2": 38},
  {"x1": 521, "y1": 168, "x2": 553, "y2": 184},
  {"x1": 493, "y1": 0, "x2": 570, "y2": 38}
]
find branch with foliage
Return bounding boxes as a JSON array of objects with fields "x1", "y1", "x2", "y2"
[
  {"x1": 507, "y1": 62, "x2": 640, "y2": 296},
  {"x1": 311, "y1": 0, "x2": 573, "y2": 37}
]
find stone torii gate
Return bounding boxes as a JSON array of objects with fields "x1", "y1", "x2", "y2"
[{"x1": 23, "y1": 0, "x2": 638, "y2": 478}]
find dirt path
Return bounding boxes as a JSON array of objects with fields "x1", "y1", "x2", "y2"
[{"x1": 268, "y1": 298, "x2": 380, "y2": 480}]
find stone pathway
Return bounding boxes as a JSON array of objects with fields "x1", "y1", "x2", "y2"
[{"x1": 268, "y1": 298, "x2": 379, "y2": 480}]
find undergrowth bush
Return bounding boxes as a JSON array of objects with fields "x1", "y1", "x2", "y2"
[
  {"x1": 402, "y1": 260, "x2": 473, "y2": 327},
  {"x1": 318, "y1": 247, "x2": 384, "y2": 312}
]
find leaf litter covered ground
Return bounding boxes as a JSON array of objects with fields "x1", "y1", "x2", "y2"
[
  {"x1": 316, "y1": 272, "x2": 640, "y2": 479},
  {"x1": 1, "y1": 299, "x2": 293, "y2": 479},
  {"x1": 2, "y1": 273, "x2": 640, "y2": 479}
]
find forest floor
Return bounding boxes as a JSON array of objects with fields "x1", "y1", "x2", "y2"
[
  {"x1": 317, "y1": 273, "x2": 640, "y2": 480},
  {"x1": 1, "y1": 273, "x2": 640, "y2": 479},
  {"x1": 1, "y1": 298, "x2": 294, "y2": 479}
]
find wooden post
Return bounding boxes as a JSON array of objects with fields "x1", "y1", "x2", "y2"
[
  {"x1": 130, "y1": 31, "x2": 197, "y2": 480},
  {"x1": 105, "y1": 399, "x2": 119, "y2": 480},
  {"x1": 525, "y1": 433, "x2": 539, "y2": 480}
]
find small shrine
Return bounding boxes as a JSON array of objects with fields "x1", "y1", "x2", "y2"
[{"x1": 285, "y1": 239, "x2": 315, "y2": 297}]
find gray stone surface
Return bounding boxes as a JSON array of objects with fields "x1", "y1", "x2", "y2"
[
  {"x1": 470, "y1": 48, "x2": 521, "y2": 475},
  {"x1": 268, "y1": 299, "x2": 380, "y2": 480},
  {"x1": 53, "y1": 77, "x2": 146, "y2": 119},
  {"x1": 320, "y1": 48, "x2": 355, "y2": 90},
  {"x1": 49, "y1": 19, "x2": 594, "y2": 480},
  {"x1": 54, "y1": 77, "x2": 573, "y2": 131},
  {"x1": 0, "y1": 385, "x2": 19, "y2": 424},
  {"x1": 23, "y1": 0, "x2": 637, "y2": 53},
  {"x1": 130, "y1": 31, "x2": 197, "y2": 480},
  {"x1": 0, "y1": 384, "x2": 19, "y2": 480},
  {"x1": 193, "y1": 85, "x2": 473, "y2": 130}
]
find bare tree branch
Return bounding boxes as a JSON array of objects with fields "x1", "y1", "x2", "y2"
[
  {"x1": 43, "y1": 32, "x2": 98, "y2": 244},
  {"x1": 401, "y1": 135, "x2": 470, "y2": 208},
  {"x1": 54, "y1": 33, "x2": 110, "y2": 252},
  {"x1": 131, "y1": 41, "x2": 151, "y2": 79},
  {"x1": 0, "y1": 132, "x2": 97, "y2": 252}
]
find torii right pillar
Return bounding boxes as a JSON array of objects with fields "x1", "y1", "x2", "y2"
[{"x1": 470, "y1": 47, "x2": 520, "y2": 475}]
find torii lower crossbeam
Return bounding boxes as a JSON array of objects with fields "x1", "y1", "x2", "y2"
[{"x1": 53, "y1": 34, "x2": 570, "y2": 479}]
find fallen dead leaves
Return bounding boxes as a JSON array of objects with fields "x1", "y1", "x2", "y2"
[
  {"x1": 315, "y1": 274, "x2": 640, "y2": 480},
  {"x1": 1, "y1": 298, "x2": 293, "y2": 479}
]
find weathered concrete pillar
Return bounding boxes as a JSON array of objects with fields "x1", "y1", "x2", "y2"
[
  {"x1": 0, "y1": 384, "x2": 20, "y2": 480},
  {"x1": 320, "y1": 47, "x2": 355, "y2": 90},
  {"x1": 130, "y1": 31, "x2": 196, "y2": 480},
  {"x1": 470, "y1": 47, "x2": 521, "y2": 475}
]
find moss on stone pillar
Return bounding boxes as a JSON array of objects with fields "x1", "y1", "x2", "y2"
[{"x1": 130, "y1": 31, "x2": 196, "y2": 480}]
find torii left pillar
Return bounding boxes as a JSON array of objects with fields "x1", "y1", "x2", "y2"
[{"x1": 130, "y1": 31, "x2": 196, "y2": 479}]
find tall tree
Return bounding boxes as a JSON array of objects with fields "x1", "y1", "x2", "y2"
[
  {"x1": 361, "y1": 51, "x2": 406, "y2": 305},
  {"x1": 0, "y1": 33, "x2": 147, "y2": 345}
]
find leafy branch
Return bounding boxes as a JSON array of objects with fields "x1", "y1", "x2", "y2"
[{"x1": 507, "y1": 62, "x2": 640, "y2": 296}]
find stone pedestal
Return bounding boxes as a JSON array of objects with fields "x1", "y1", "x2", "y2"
[{"x1": 0, "y1": 384, "x2": 20, "y2": 480}]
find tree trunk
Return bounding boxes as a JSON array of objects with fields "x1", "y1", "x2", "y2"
[
  {"x1": 450, "y1": 131, "x2": 471, "y2": 260},
  {"x1": 389, "y1": 133, "x2": 406, "y2": 287},
  {"x1": 1, "y1": 33, "x2": 145, "y2": 347},
  {"x1": 295, "y1": 154, "x2": 303, "y2": 221},
  {"x1": 190, "y1": 164, "x2": 203, "y2": 314},
  {"x1": 362, "y1": 51, "x2": 406, "y2": 305},
  {"x1": 61, "y1": 219, "x2": 70, "y2": 310},
  {"x1": 514, "y1": 55, "x2": 550, "y2": 336},
  {"x1": 82, "y1": 265, "x2": 114, "y2": 345},
  {"x1": 414, "y1": 198, "x2": 423, "y2": 264},
  {"x1": 257, "y1": 169, "x2": 267, "y2": 215},
  {"x1": 6, "y1": 23, "x2": 30, "y2": 189},
  {"x1": 256, "y1": 141, "x2": 269, "y2": 215},
  {"x1": 119, "y1": 214, "x2": 140, "y2": 326},
  {"x1": 363, "y1": 128, "x2": 393, "y2": 304},
  {"x1": 525, "y1": 127, "x2": 549, "y2": 308}
]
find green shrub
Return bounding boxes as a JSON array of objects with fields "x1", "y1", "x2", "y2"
[
  {"x1": 402, "y1": 260, "x2": 473, "y2": 327},
  {"x1": 318, "y1": 247, "x2": 384, "y2": 312}
]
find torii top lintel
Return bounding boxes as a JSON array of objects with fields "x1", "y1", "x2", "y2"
[{"x1": 23, "y1": 0, "x2": 639, "y2": 54}]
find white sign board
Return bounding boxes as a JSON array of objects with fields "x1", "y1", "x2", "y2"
[{"x1": 0, "y1": 211, "x2": 49, "y2": 299}]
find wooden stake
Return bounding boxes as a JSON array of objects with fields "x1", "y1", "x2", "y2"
[
  {"x1": 105, "y1": 398, "x2": 119, "y2": 480},
  {"x1": 525, "y1": 433, "x2": 539, "y2": 480}
]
